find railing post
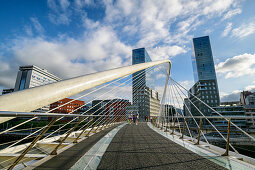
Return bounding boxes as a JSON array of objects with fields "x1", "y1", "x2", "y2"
[
  {"x1": 180, "y1": 118, "x2": 186, "y2": 139},
  {"x1": 195, "y1": 118, "x2": 202, "y2": 145},
  {"x1": 85, "y1": 116, "x2": 104, "y2": 137},
  {"x1": 73, "y1": 117, "x2": 94, "y2": 143},
  {"x1": 8, "y1": 118, "x2": 58, "y2": 170},
  {"x1": 222, "y1": 118, "x2": 231, "y2": 156},
  {"x1": 171, "y1": 117, "x2": 176, "y2": 135},
  {"x1": 51, "y1": 117, "x2": 85, "y2": 155},
  {"x1": 165, "y1": 119, "x2": 169, "y2": 132}
]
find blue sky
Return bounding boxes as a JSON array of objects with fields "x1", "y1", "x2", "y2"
[{"x1": 0, "y1": 0, "x2": 255, "y2": 102}]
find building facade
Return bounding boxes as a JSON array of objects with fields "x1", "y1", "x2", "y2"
[
  {"x1": 105, "y1": 99, "x2": 131, "y2": 122},
  {"x1": 13, "y1": 65, "x2": 62, "y2": 115},
  {"x1": 50, "y1": 98, "x2": 85, "y2": 121},
  {"x1": 189, "y1": 36, "x2": 220, "y2": 118},
  {"x1": 240, "y1": 91, "x2": 253, "y2": 105},
  {"x1": 92, "y1": 99, "x2": 131, "y2": 122},
  {"x1": 240, "y1": 91, "x2": 255, "y2": 129},
  {"x1": 14, "y1": 65, "x2": 61, "y2": 91},
  {"x1": 212, "y1": 105, "x2": 246, "y2": 128},
  {"x1": 132, "y1": 48, "x2": 155, "y2": 120},
  {"x1": 244, "y1": 105, "x2": 255, "y2": 129},
  {"x1": 149, "y1": 89, "x2": 160, "y2": 118}
]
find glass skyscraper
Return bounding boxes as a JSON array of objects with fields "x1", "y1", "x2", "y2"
[
  {"x1": 188, "y1": 36, "x2": 220, "y2": 118},
  {"x1": 132, "y1": 48, "x2": 157, "y2": 120},
  {"x1": 192, "y1": 36, "x2": 217, "y2": 82}
]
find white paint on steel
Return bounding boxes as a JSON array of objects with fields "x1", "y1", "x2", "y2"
[{"x1": 0, "y1": 60, "x2": 171, "y2": 123}]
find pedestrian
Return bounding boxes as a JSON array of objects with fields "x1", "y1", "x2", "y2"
[
  {"x1": 128, "y1": 114, "x2": 132, "y2": 124},
  {"x1": 136, "y1": 113, "x2": 139, "y2": 125},
  {"x1": 133, "y1": 114, "x2": 136, "y2": 124}
]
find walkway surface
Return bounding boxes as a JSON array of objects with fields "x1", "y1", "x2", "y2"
[
  {"x1": 34, "y1": 125, "x2": 118, "y2": 170},
  {"x1": 97, "y1": 123, "x2": 226, "y2": 170}
]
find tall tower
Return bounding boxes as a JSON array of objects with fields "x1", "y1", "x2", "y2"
[
  {"x1": 132, "y1": 48, "x2": 155, "y2": 120},
  {"x1": 189, "y1": 36, "x2": 220, "y2": 117}
]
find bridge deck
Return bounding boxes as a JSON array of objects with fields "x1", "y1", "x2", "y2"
[
  {"x1": 34, "y1": 125, "x2": 118, "y2": 170},
  {"x1": 97, "y1": 123, "x2": 226, "y2": 170}
]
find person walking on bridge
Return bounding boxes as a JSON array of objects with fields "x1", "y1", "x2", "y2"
[
  {"x1": 128, "y1": 114, "x2": 132, "y2": 124},
  {"x1": 136, "y1": 113, "x2": 139, "y2": 125}
]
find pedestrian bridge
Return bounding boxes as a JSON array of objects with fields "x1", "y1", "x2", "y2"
[{"x1": 0, "y1": 60, "x2": 255, "y2": 169}]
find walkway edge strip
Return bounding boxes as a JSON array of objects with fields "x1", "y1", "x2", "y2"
[{"x1": 70, "y1": 123, "x2": 127, "y2": 170}]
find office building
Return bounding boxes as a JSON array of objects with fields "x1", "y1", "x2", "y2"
[
  {"x1": 163, "y1": 104, "x2": 183, "y2": 122},
  {"x1": 244, "y1": 105, "x2": 255, "y2": 129},
  {"x1": 132, "y1": 48, "x2": 155, "y2": 120},
  {"x1": 92, "y1": 99, "x2": 131, "y2": 121},
  {"x1": 126, "y1": 105, "x2": 139, "y2": 117},
  {"x1": 183, "y1": 98, "x2": 191, "y2": 116},
  {"x1": 240, "y1": 91, "x2": 253, "y2": 105},
  {"x1": 105, "y1": 99, "x2": 131, "y2": 122},
  {"x1": 14, "y1": 65, "x2": 61, "y2": 115},
  {"x1": 50, "y1": 98, "x2": 85, "y2": 121},
  {"x1": 240, "y1": 91, "x2": 255, "y2": 129},
  {"x1": 149, "y1": 89, "x2": 160, "y2": 118},
  {"x1": 14, "y1": 65, "x2": 61, "y2": 91},
  {"x1": 212, "y1": 105, "x2": 246, "y2": 128},
  {"x1": 189, "y1": 36, "x2": 220, "y2": 118}
]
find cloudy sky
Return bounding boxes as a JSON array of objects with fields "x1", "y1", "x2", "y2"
[{"x1": 0, "y1": 0, "x2": 255, "y2": 102}]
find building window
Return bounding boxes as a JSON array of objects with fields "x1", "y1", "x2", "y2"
[{"x1": 19, "y1": 71, "x2": 28, "y2": 90}]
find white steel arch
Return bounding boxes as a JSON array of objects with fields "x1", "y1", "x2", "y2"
[{"x1": 0, "y1": 60, "x2": 171, "y2": 123}]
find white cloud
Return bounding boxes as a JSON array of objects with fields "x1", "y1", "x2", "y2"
[
  {"x1": 102, "y1": 0, "x2": 237, "y2": 48},
  {"x1": 220, "y1": 82, "x2": 255, "y2": 102},
  {"x1": 244, "y1": 85, "x2": 255, "y2": 92},
  {"x1": 220, "y1": 90, "x2": 241, "y2": 102},
  {"x1": 216, "y1": 53, "x2": 255, "y2": 78},
  {"x1": 156, "y1": 73, "x2": 166, "y2": 80},
  {"x1": 0, "y1": 26, "x2": 132, "y2": 88},
  {"x1": 222, "y1": 22, "x2": 232, "y2": 37},
  {"x1": 149, "y1": 46, "x2": 187, "y2": 61},
  {"x1": 232, "y1": 22, "x2": 255, "y2": 39},
  {"x1": 30, "y1": 17, "x2": 45, "y2": 34},
  {"x1": 0, "y1": 0, "x2": 243, "y2": 90},
  {"x1": 47, "y1": 0, "x2": 71, "y2": 25},
  {"x1": 203, "y1": 0, "x2": 233, "y2": 15},
  {"x1": 179, "y1": 80, "x2": 193, "y2": 90},
  {"x1": 222, "y1": 8, "x2": 242, "y2": 20},
  {"x1": 75, "y1": 83, "x2": 133, "y2": 103},
  {"x1": 24, "y1": 25, "x2": 33, "y2": 36}
]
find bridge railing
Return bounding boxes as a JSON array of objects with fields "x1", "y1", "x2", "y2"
[
  {"x1": 155, "y1": 76, "x2": 255, "y2": 162},
  {"x1": 154, "y1": 116, "x2": 255, "y2": 156}
]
